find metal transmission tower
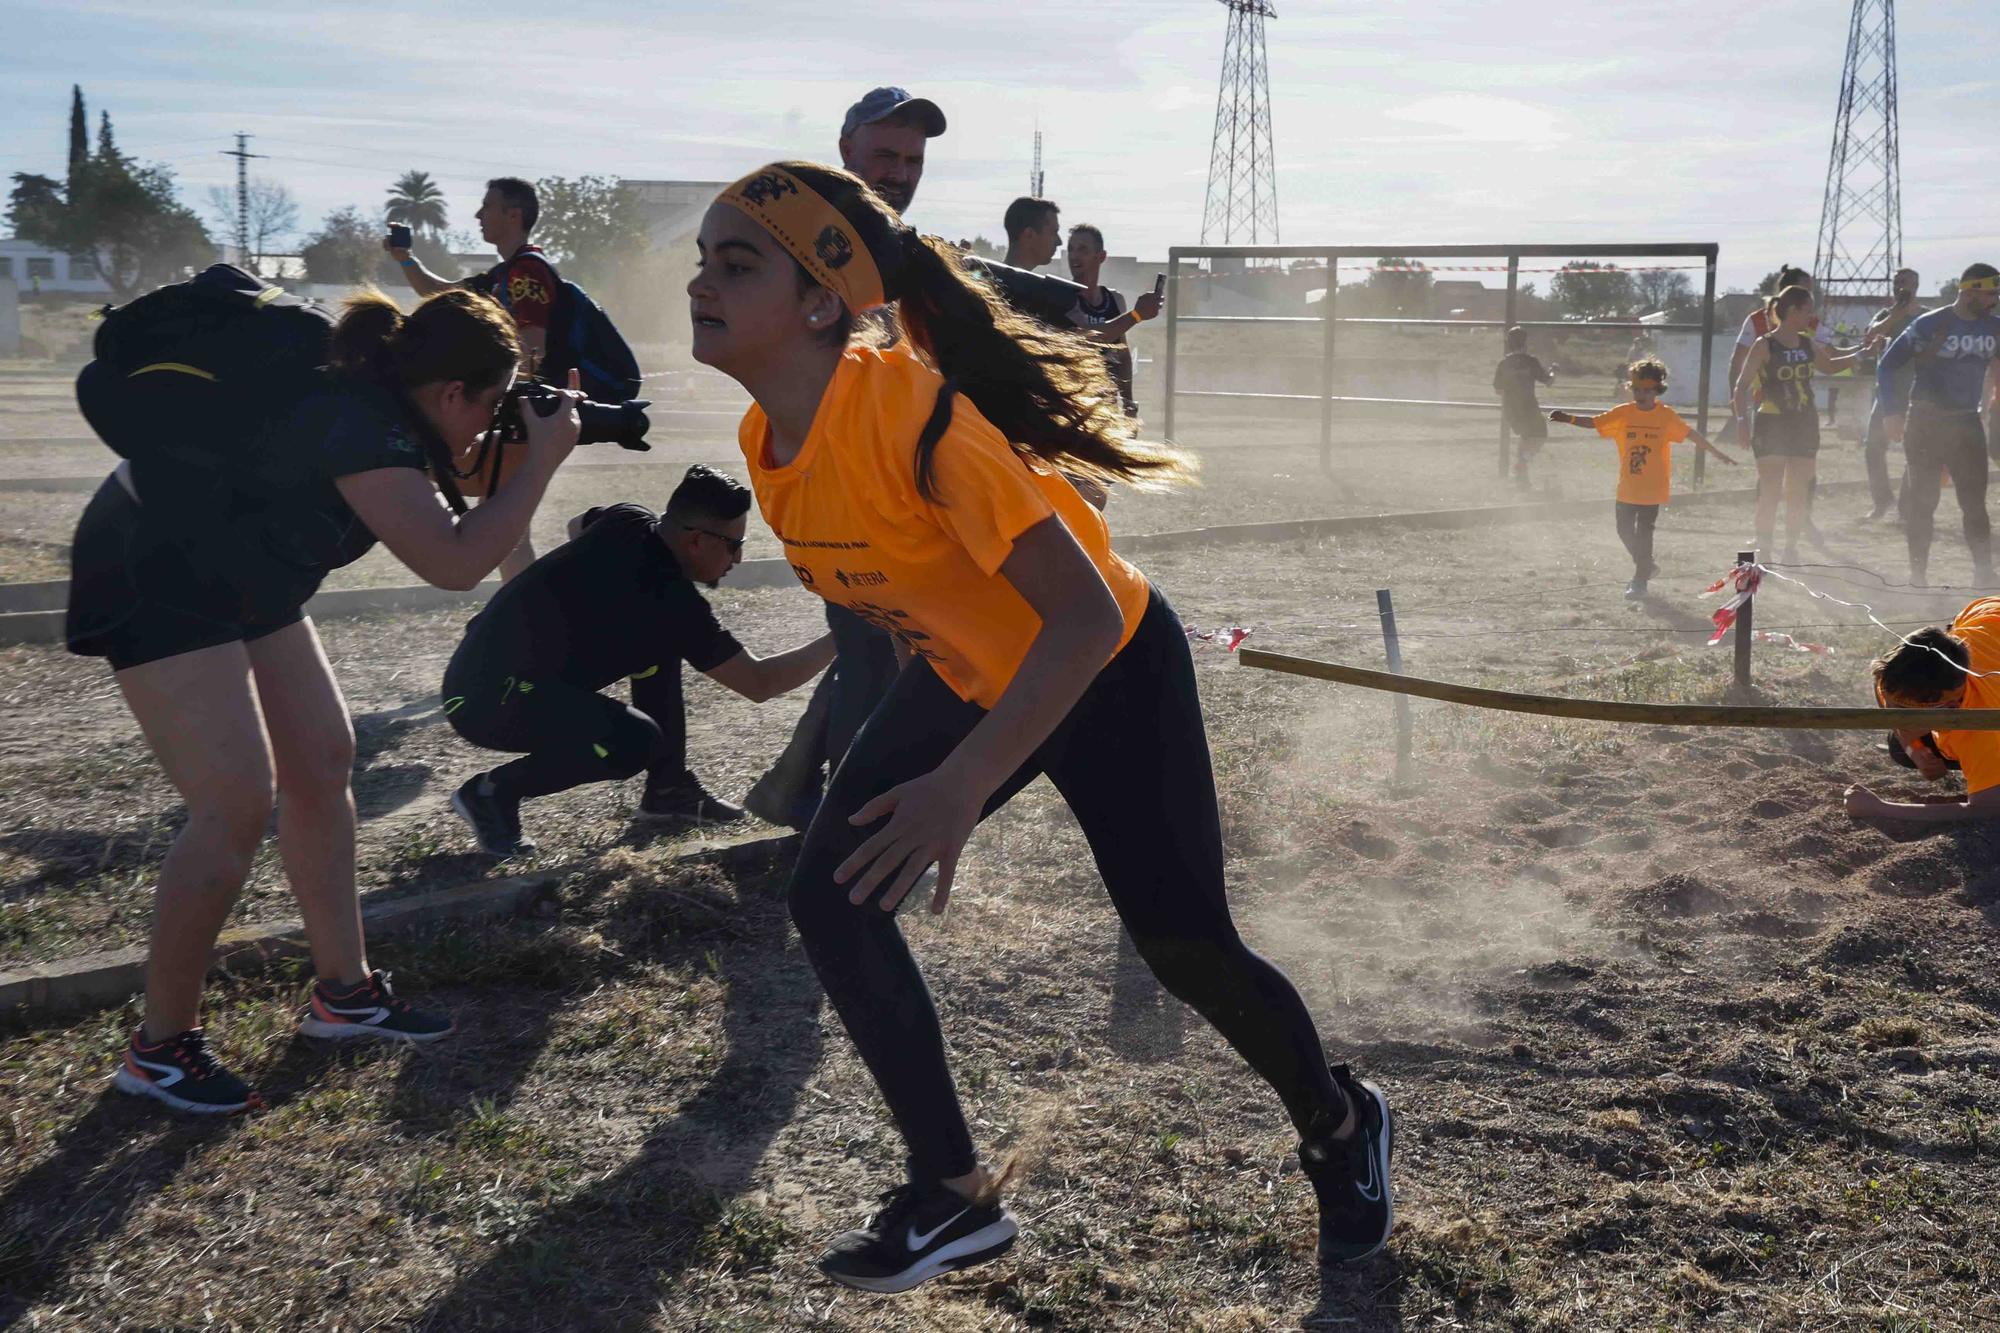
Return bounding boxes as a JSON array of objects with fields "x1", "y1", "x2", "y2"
[
  {"x1": 1200, "y1": 0, "x2": 1278, "y2": 245},
  {"x1": 1032, "y1": 129, "x2": 1044, "y2": 197},
  {"x1": 1813, "y1": 0, "x2": 1901, "y2": 303},
  {"x1": 219, "y1": 132, "x2": 266, "y2": 273}
]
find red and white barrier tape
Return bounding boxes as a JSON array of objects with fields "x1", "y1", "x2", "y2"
[
  {"x1": 1334, "y1": 263, "x2": 1708, "y2": 275},
  {"x1": 1185, "y1": 622, "x2": 1252, "y2": 651},
  {"x1": 1702, "y1": 561, "x2": 1762, "y2": 646}
]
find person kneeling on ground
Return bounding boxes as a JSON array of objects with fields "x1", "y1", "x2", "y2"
[
  {"x1": 1845, "y1": 597, "x2": 2000, "y2": 824},
  {"x1": 443, "y1": 465, "x2": 834, "y2": 854},
  {"x1": 1548, "y1": 357, "x2": 1736, "y2": 599}
]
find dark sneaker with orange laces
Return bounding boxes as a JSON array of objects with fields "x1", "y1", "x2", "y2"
[
  {"x1": 299, "y1": 969, "x2": 454, "y2": 1043},
  {"x1": 113, "y1": 1027, "x2": 260, "y2": 1114}
]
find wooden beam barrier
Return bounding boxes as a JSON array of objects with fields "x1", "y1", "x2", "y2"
[{"x1": 1238, "y1": 648, "x2": 2000, "y2": 732}]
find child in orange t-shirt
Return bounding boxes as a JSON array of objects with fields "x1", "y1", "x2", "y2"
[
  {"x1": 1550, "y1": 357, "x2": 1736, "y2": 599},
  {"x1": 690, "y1": 161, "x2": 1395, "y2": 1293}
]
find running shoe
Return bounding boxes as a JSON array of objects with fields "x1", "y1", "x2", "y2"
[
  {"x1": 451, "y1": 773, "x2": 535, "y2": 856},
  {"x1": 1624, "y1": 578, "x2": 1648, "y2": 601},
  {"x1": 113, "y1": 1027, "x2": 260, "y2": 1114},
  {"x1": 1300, "y1": 1064, "x2": 1395, "y2": 1268},
  {"x1": 744, "y1": 777, "x2": 821, "y2": 832},
  {"x1": 636, "y1": 771, "x2": 746, "y2": 826},
  {"x1": 300, "y1": 969, "x2": 454, "y2": 1043},
  {"x1": 818, "y1": 1179, "x2": 1019, "y2": 1293}
]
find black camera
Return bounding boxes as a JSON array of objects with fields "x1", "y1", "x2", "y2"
[
  {"x1": 387, "y1": 222, "x2": 412, "y2": 249},
  {"x1": 966, "y1": 257, "x2": 1087, "y2": 326},
  {"x1": 492, "y1": 380, "x2": 652, "y2": 451}
]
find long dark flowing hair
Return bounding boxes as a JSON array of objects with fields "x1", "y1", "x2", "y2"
[{"x1": 770, "y1": 161, "x2": 1194, "y2": 501}]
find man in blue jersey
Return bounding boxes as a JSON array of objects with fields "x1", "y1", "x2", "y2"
[{"x1": 1878, "y1": 263, "x2": 2000, "y2": 586}]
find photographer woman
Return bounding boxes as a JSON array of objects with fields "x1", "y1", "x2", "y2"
[
  {"x1": 689, "y1": 162, "x2": 1394, "y2": 1293},
  {"x1": 66, "y1": 288, "x2": 580, "y2": 1114}
]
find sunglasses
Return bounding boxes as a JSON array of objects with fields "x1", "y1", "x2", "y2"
[{"x1": 683, "y1": 525, "x2": 745, "y2": 556}]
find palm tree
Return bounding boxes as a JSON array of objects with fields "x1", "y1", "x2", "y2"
[{"x1": 385, "y1": 170, "x2": 448, "y2": 236}]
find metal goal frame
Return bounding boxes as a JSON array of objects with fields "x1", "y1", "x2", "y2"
[{"x1": 1161, "y1": 242, "x2": 1721, "y2": 479}]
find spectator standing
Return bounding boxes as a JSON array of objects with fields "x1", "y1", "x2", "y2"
[
  {"x1": 388, "y1": 177, "x2": 560, "y2": 583},
  {"x1": 745, "y1": 88, "x2": 948, "y2": 831},
  {"x1": 1877, "y1": 263, "x2": 2000, "y2": 586},
  {"x1": 1860, "y1": 267, "x2": 1923, "y2": 520}
]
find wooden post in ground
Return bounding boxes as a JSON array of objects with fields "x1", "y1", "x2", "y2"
[
  {"x1": 1733, "y1": 548, "x2": 1756, "y2": 692},
  {"x1": 1376, "y1": 588, "x2": 1413, "y2": 771}
]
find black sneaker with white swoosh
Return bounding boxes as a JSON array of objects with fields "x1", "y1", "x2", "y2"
[
  {"x1": 113, "y1": 1027, "x2": 260, "y2": 1114},
  {"x1": 1301, "y1": 1063, "x2": 1395, "y2": 1267},
  {"x1": 299, "y1": 969, "x2": 454, "y2": 1043},
  {"x1": 817, "y1": 1179, "x2": 1019, "y2": 1293}
]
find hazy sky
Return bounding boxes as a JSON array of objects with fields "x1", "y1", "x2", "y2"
[{"x1": 4, "y1": 0, "x2": 1993, "y2": 294}]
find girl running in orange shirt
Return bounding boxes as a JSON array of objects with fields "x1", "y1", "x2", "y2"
[{"x1": 687, "y1": 162, "x2": 1394, "y2": 1293}]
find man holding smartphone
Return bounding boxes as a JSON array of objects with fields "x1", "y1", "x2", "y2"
[
  {"x1": 384, "y1": 177, "x2": 558, "y2": 583},
  {"x1": 1062, "y1": 222, "x2": 1162, "y2": 417}
]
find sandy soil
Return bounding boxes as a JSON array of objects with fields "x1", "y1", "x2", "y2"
[{"x1": 3, "y1": 377, "x2": 1998, "y2": 1328}]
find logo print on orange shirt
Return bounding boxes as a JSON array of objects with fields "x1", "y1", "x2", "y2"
[
  {"x1": 508, "y1": 273, "x2": 549, "y2": 307},
  {"x1": 848, "y1": 601, "x2": 945, "y2": 665}
]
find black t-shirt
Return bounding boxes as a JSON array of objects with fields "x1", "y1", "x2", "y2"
[
  {"x1": 459, "y1": 502, "x2": 742, "y2": 688},
  {"x1": 130, "y1": 374, "x2": 428, "y2": 617},
  {"x1": 1493, "y1": 351, "x2": 1550, "y2": 429}
]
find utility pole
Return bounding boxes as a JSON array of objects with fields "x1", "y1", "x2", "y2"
[
  {"x1": 1201, "y1": 0, "x2": 1280, "y2": 246},
  {"x1": 220, "y1": 132, "x2": 267, "y2": 273},
  {"x1": 1813, "y1": 0, "x2": 1901, "y2": 307}
]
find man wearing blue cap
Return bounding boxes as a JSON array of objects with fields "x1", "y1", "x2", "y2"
[
  {"x1": 745, "y1": 88, "x2": 948, "y2": 831},
  {"x1": 838, "y1": 86, "x2": 946, "y2": 215}
]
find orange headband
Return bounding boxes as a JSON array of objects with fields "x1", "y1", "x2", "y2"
[{"x1": 717, "y1": 166, "x2": 887, "y2": 312}]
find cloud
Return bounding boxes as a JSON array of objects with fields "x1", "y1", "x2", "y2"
[{"x1": 1382, "y1": 94, "x2": 1564, "y2": 147}]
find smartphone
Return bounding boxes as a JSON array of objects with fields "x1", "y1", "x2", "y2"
[
  {"x1": 387, "y1": 223, "x2": 413, "y2": 249},
  {"x1": 1152, "y1": 273, "x2": 1166, "y2": 298}
]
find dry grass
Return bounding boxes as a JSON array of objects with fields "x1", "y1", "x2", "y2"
[{"x1": 5, "y1": 447, "x2": 2000, "y2": 1328}]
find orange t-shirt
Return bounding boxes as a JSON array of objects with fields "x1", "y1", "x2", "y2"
[
  {"x1": 738, "y1": 344, "x2": 1150, "y2": 708},
  {"x1": 1929, "y1": 598, "x2": 2000, "y2": 794},
  {"x1": 1591, "y1": 402, "x2": 1691, "y2": 506}
]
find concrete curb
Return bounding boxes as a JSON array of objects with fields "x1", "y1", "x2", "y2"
[
  {"x1": 0, "y1": 481, "x2": 1868, "y2": 647},
  {"x1": 0, "y1": 831, "x2": 798, "y2": 1019}
]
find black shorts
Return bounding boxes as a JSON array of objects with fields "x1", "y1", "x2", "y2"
[
  {"x1": 1751, "y1": 411, "x2": 1820, "y2": 460},
  {"x1": 65, "y1": 475, "x2": 304, "y2": 672},
  {"x1": 1504, "y1": 407, "x2": 1548, "y2": 441}
]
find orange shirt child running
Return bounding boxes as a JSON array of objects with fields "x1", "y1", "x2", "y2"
[
  {"x1": 740, "y1": 343, "x2": 1150, "y2": 709},
  {"x1": 1549, "y1": 356, "x2": 1735, "y2": 597},
  {"x1": 1586, "y1": 400, "x2": 1690, "y2": 506}
]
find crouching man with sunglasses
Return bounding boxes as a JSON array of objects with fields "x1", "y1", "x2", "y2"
[{"x1": 443, "y1": 464, "x2": 834, "y2": 853}]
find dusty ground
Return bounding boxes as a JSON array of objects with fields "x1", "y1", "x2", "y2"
[
  {"x1": 1, "y1": 355, "x2": 1870, "y2": 585},
  {"x1": 5, "y1": 443, "x2": 1999, "y2": 1329}
]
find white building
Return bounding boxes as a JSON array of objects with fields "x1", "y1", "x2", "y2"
[{"x1": 0, "y1": 237, "x2": 112, "y2": 295}]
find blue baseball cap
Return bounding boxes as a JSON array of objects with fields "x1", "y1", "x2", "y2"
[{"x1": 841, "y1": 87, "x2": 947, "y2": 140}]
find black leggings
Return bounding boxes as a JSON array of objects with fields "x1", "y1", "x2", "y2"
[
  {"x1": 442, "y1": 647, "x2": 682, "y2": 800},
  {"x1": 788, "y1": 586, "x2": 1343, "y2": 1181},
  {"x1": 1614, "y1": 502, "x2": 1659, "y2": 579}
]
